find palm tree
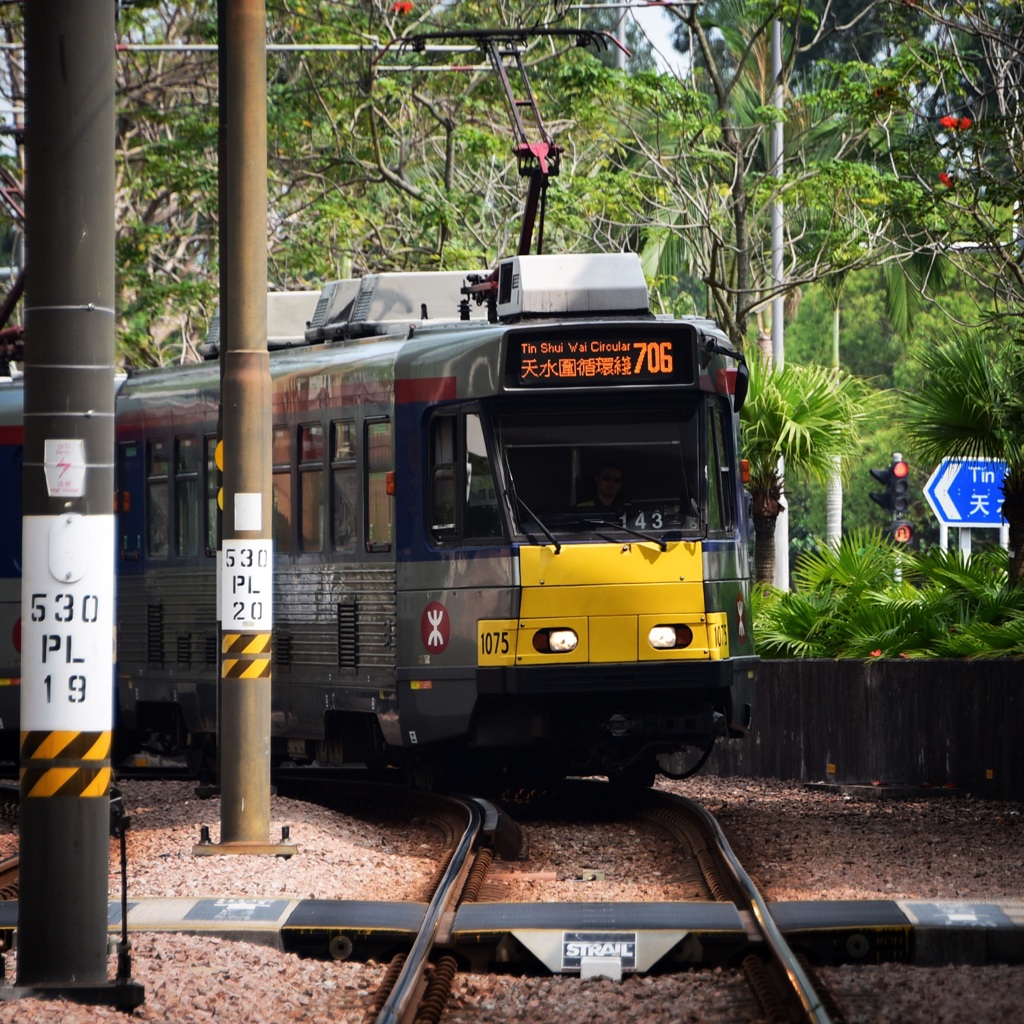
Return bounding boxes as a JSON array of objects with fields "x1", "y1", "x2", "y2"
[
  {"x1": 903, "y1": 333, "x2": 1024, "y2": 587},
  {"x1": 740, "y1": 355, "x2": 875, "y2": 585},
  {"x1": 754, "y1": 531, "x2": 1024, "y2": 658}
]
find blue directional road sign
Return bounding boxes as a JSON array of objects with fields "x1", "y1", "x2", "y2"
[{"x1": 924, "y1": 457, "x2": 1008, "y2": 528}]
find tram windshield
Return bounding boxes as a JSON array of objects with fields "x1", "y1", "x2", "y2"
[{"x1": 495, "y1": 402, "x2": 703, "y2": 539}]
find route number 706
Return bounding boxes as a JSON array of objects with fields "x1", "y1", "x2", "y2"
[{"x1": 632, "y1": 341, "x2": 673, "y2": 375}]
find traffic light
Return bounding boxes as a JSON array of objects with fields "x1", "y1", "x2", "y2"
[
  {"x1": 889, "y1": 456, "x2": 909, "y2": 515},
  {"x1": 870, "y1": 453, "x2": 913, "y2": 543},
  {"x1": 870, "y1": 454, "x2": 909, "y2": 512}
]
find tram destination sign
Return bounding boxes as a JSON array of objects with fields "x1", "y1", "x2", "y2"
[
  {"x1": 924, "y1": 457, "x2": 1008, "y2": 528},
  {"x1": 507, "y1": 329, "x2": 697, "y2": 388}
]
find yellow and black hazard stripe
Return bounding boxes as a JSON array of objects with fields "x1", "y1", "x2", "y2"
[
  {"x1": 221, "y1": 631, "x2": 272, "y2": 679},
  {"x1": 19, "y1": 730, "x2": 112, "y2": 798}
]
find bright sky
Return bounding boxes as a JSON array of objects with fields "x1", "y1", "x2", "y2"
[{"x1": 629, "y1": 3, "x2": 688, "y2": 75}]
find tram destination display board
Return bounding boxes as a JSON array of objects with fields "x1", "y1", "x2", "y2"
[{"x1": 506, "y1": 325, "x2": 698, "y2": 389}]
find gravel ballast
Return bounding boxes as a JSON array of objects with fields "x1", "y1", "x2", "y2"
[{"x1": 0, "y1": 774, "x2": 1021, "y2": 1023}]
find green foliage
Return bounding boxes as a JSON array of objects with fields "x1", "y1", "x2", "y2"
[
  {"x1": 0, "y1": 0, "x2": 1020, "y2": 378},
  {"x1": 740, "y1": 356, "x2": 876, "y2": 493},
  {"x1": 754, "y1": 531, "x2": 1024, "y2": 658},
  {"x1": 780, "y1": 266, "x2": 1011, "y2": 552}
]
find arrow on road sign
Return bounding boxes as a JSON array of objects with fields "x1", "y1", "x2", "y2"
[{"x1": 931, "y1": 462, "x2": 961, "y2": 521}]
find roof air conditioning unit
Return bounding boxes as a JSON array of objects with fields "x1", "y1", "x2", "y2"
[{"x1": 495, "y1": 253, "x2": 649, "y2": 320}]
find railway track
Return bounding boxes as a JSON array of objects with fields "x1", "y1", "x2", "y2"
[
  {"x1": 5, "y1": 773, "x2": 832, "y2": 1022},
  {"x1": 291, "y1": 778, "x2": 842, "y2": 1024},
  {"x1": 3, "y1": 775, "x2": 1022, "y2": 1022},
  {"x1": 445, "y1": 782, "x2": 840, "y2": 1024}
]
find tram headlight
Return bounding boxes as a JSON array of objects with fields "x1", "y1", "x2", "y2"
[
  {"x1": 648, "y1": 624, "x2": 693, "y2": 649},
  {"x1": 533, "y1": 628, "x2": 579, "y2": 653}
]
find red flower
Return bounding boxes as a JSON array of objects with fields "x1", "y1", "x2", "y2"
[
  {"x1": 939, "y1": 172, "x2": 953, "y2": 188},
  {"x1": 390, "y1": 0, "x2": 413, "y2": 11},
  {"x1": 870, "y1": 649, "x2": 882, "y2": 657},
  {"x1": 939, "y1": 114, "x2": 973, "y2": 131}
]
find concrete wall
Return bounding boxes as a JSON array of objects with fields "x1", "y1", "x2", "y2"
[{"x1": 708, "y1": 660, "x2": 1024, "y2": 802}]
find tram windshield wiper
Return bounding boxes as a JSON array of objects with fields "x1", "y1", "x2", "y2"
[
  {"x1": 582, "y1": 518, "x2": 668, "y2": 552},
  {"x1": 501, "y1": 453, "x2": 561, "y2": 553},
  {"x1": 517, "y1": 498, "x2": 561, "y2": 553}
]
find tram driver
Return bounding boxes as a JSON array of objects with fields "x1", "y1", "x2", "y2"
[{"x1": 577, "y1": 458, "x2": 629, "y2": 513}]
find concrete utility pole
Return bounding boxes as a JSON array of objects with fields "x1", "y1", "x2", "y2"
[
  {"x1": 197, "y1": 0, "x2": 290, "y2": 856},
  {"x1": 12, "y1": 1, "x2": 141, "y2": 1008}
]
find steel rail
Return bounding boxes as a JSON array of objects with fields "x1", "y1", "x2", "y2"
[
  {"x1": 0, "y1": 854, "x2": 17, "y2": 900},
  {"x1": 666, "y1": 792, "x2": 833, "y2": 1024},
  {"x1": 375, "y1": 796, "x2": 483, "y2": 1024}
]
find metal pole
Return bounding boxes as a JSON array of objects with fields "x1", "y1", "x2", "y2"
[
  {"x1": 958, "y1": 526, "x2": 972, "y2": 560},
  {"x1": 770, "y1": 17, "x2": 788, "y2": 589},
  {"x1": 15, "y1": 2, "x2": 140, "y2": 1007},
  {"x1": 212, "y1": 0, "x2": 230, "y2": 800},
  {"x1": 612, "y1": 0, "x2": 627, "y2": 70},
  {"x1": 206, "y1": 0, "x2": 289, "y2": 855}
]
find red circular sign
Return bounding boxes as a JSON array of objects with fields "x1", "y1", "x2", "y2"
[
  {"x1": 892, "y1": 522, "x2": 914, "y2": 544},
  {"x1": 420, "y1": 602, "x2": 450, "y2": 653}
]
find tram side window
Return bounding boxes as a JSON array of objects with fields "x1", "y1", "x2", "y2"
[
  {"x1": 175, "y1": 436, "x2": 199, "y2": 557},
  {"x1": 366, "y1": 419, "x2": 393, "y2": 552},
  {"x1": 273, "y1": 425, "x2": 292, "y2": 553},
  {"x1": 706, "y1": 401, "x2": 736, "y2": 534},
  {"x1": 299, "y1": 423, "x2": 325, "y2": 553},
  {"x1": 204, "y1": 435, "x2": 218, "y2": 555},
  {"x1": 429, "y1": 415, "x2": 457, "y2": 539},
  {"x1": 428, "y1": 412, "x2": 502, "y2": 543},
  {"x1": 465, "y1": 413, "x2": 501, "y2": 538},
  {"x1": 331, "y1": 420, "x2": 358, "y2": 551},
  {"x1": 146, "y1": 438, "x2": 169, "y2": 560}
]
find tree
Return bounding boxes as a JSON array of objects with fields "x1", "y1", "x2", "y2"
[
  {"x1": 863, "y1": 1, "x2": 1024, "y2": 329},
  {"x1": 603, "y1": 1, "x2": 940, "y2": 353},
  {"x1": 902, "y1": 332, "x2": 1024, "y2": 586},
  {"x1": 1, "y1": 2, "x2": 638, "y2": 364},
  {"x1": 3, "y1": 0, "x2": 1011, "y2": 376},
  {"x1": 740, "y1": 355, "x2": 876, "y2": 584}
]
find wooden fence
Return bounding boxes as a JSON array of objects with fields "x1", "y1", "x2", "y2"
[{"x1": 708, "y1": 659, "x2": 1024, "y2": 801}]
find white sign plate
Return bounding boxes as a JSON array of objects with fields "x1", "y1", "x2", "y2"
[
  {"x1": 20, "y1": 514, "x2": 115, "y2": 731},
  {"x1": 219, "y1": 539, "x2": 273, "y2": 630}
]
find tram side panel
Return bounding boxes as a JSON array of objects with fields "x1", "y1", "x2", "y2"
[
  {"x1": 0, "y1": 404, "x2": 22, "y2": 762},
  {"x1": 265, "y1": 354, "x2": 403, "y2": 766},
  {"x1": 390, "y1": 386, "x2": 519, "y2": 754},
  {"x1": 702, "y1": 390, "x2": 756, "y2": 736},
  {"x1": 113, "y1": 374, "x2": 222, "y2": 764}
]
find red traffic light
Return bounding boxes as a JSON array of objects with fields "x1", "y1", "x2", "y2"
[{"x1": 871, "y1": 456, "x2": 911, "y2": 514}]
